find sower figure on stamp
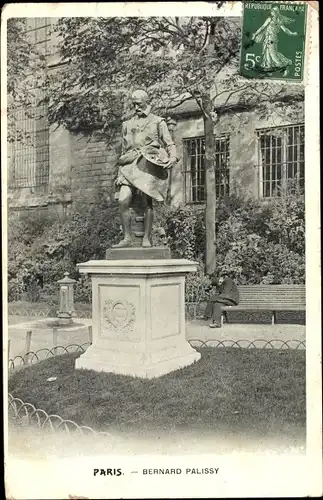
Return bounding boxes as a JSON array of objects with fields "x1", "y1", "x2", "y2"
[
  {"x1": 204, "y1": 275, "x2": 240, "y2": 328},
  {"x1": 251, "y1": 6, "x2": 297, "y2": 77},
  {"x1": 114, "y1": 90, "x2": 178, "y2": 248}
]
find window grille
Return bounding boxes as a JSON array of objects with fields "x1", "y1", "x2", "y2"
[
  {"x1": 8, "y1": 103, "x2": 49, "y2": 189},
  {"x1": 183, "y1": 135, "x2": 230, "y2": 203},
  {"x1": 24, "y1": 17, "x2": 52, "y2": 56},
  {"x1": 8, "y1": 18, "x2": 52, "y2": 189},
  {"x1": 257, "y1": 124, "x2": 305, "y2": 198}
]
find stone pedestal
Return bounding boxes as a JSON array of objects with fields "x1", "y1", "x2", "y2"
[
  {"x1": 106, "y1": 247, "x2": 171, "y2": 260},
  {"x1": 75, "y1": 259, "x2": 201, "y2": 378}
]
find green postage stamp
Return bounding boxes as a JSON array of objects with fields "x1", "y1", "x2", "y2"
[{"x1": 240, "y1": 2, "x2": 307, "y2": 81}]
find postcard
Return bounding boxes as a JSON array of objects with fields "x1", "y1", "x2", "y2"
[{"x1": 2, "y1": 1, "x2": 321, "y2": 498}]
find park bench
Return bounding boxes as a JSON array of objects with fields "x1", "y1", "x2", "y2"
[{"x1": 221, "y1": 284, "x2": 306, "y2": 326}]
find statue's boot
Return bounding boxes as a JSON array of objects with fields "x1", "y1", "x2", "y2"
[
  {"x1": 112, "y1": 238, "x2": 132, "y2": 248},
  {"x1": 142, "y1": 237, "x2": 152, "y2": 248},
  {"x1": 113, "y1": 205, "x2": 132, "y2": 248},
  {"x1": 142, "y1": 206, "x2": 153, "y2": 248}
]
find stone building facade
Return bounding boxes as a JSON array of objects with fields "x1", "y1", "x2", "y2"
[{"x1": 8, "y1": 18, "x2": 305, "y2": 217}]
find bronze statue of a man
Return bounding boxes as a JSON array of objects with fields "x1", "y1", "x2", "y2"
[{"x1": 114, "y1": 90, "x2": 178, "y2": 248}]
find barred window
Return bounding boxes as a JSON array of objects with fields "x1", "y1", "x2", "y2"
[
  {"x1": 183, "y1": 135, "x2": 230, "y2": 203},
  {"x1": 24, "y1": 17, "x2": 52, "y2": 56},
  {"x1": 8, "y1": 18, "x2": 52, "y2": 189},
  {"x1": 257, "y1": 124, "x2": 305, "y2": 198},
  {"x1": 8, "y1": 103, "x2": 49, "y2": 189}
]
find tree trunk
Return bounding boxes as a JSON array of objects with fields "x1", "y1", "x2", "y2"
[
  {"x1": 204, "y1": 110, "x2": 216, "y2": 276},
  {"x1": 204, "y1": 20, "x2": 217, "y2": 276}
]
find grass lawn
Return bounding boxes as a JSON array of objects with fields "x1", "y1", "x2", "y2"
[{"x1": 9, "y1": 348, "x2": 305, "y2": 439}]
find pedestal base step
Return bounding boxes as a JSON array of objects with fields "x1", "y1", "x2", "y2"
[
  {"x1": 106, "y1": 246, "x2": 171, "y2": 260},
  {"x1": 75, "y1": 345, "x2": 201, "y2": 379}
]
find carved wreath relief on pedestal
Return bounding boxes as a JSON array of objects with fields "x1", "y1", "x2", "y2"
[{"x1": 102, "y1": 300, "x2": 136, "y2": 333}]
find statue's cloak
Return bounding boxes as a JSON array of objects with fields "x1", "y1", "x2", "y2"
[{"x1": 119, "y1": 144, "x2": 170, "y2": 202}]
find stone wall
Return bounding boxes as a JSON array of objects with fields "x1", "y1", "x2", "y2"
[
  {"x1": 8, "y1": 128, "x2": 120, "y2": 217},
  {"x1": 7, "y1": 124, "x2": 72, "y2": 219},
  {"x1": 69, "y1": 133, "x2": 119, "y2": 210},
  {"x1": 170, "y1": 104, "x2": 305, "y2": 204},
  {"x1": 7, "y1": 18, "x2": 304, "y2": 216},
  {"x1": 7, "y1": 103, "x2": 304, "y2": 216}
]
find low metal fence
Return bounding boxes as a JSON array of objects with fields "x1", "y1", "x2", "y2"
[
  {"x1": 7, "y1": 341, "x2": 108, "y2": 436},
  {"x1": 8, "y1": 342, "x2": 92, "y2": 371},
  {"x1": 8, "y1": 338, "x2": 306, "y2": 372},
  {"x1": 8, "y1": 393, "x2": 111, "y2": 437},
  {"x1": 8, "y1": 303, "x2": 198, "y2": 319},
  {"x1": 8, "y1": 303, "x2": 92, "y2": 318},
  {"x1": 188, "y1": 339, "x2": 306, "y2": 349},
  {"x1": 8, "y1": 302, "x2": 204, "y2": 318},
  {"x1": 8, "y1": 302, "x2": 306, "y2": 322}
]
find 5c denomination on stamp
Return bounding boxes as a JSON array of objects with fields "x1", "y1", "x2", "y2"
[{"x1": 240, "y1": 2, "x2": 307, "y2": 81}]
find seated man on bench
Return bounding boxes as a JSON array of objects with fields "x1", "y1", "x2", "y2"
[{"x1": 204, "y1": 274, "x2": 240, "y2": 328}]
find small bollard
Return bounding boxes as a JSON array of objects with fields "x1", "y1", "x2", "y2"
[
  {"x1": 88, "y1": 325, "x2": 93, "y2": 344},
  {"x1": 8, "y1": 339, "x2": 11, "y2": 361},
  {"x1": 57, "y1": 272, "x2": 77, "y2": 325},
  {"x1": 24, "y1": 330, "x2": 32, "y2": 364}
]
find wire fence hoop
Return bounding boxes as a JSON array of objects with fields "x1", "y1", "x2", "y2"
[
  {"x1": 8, "y1": 393, "x2": 116, "y2": 438},
  {"x1": 8, "y1": 338, "x2": 306, "y2": 371}
]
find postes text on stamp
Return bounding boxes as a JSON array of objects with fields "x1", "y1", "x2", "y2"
[{"x1": 240, "y1": 2, "x2": 307, "y2": 81}]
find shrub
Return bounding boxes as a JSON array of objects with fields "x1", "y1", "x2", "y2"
[
  {"x1": 8, "y1": 277, "x2": 24, "y2": 302},
  {"x1": 214, "y1": 194, "x2": 305, "y2": 284},
  {"x1": 8, "y1": 200, "x2": 121, "y2": 302},
  {"x1": 153, "y1": 204, "x2": 205, "y2": 261},
  {"x1": 74, "y1": 276, "x2": 92, "y2": 304},
  {"x1": 7, "y1": 193, "x2": 305, "y2": 303},
  {"x1": 185, "y1": 262, "x2": 212, "y2": 302},
  {"x1": 153, "y1": 193, "x2": 305, "y2": 287}
]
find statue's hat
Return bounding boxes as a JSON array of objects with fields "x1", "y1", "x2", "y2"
[{"x1": 140, "y1": 144, "x2": 170, "y2": 168}]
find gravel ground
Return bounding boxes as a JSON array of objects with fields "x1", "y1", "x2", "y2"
[{"x1": 7, "y1": 315, "x2": 305, "y2": 359}]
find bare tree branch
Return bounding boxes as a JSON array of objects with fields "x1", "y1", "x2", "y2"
[
  {"x1": 212, "y1": 84, "x2": 253, "y2": 105},
  {"x1": 199, "y1": 19, "x2": 210, "y2": 54}
]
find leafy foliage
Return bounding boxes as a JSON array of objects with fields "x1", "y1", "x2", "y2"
[
  {"x1": 7, "y1": 15, "x2": 305, "y2": 300},
  {"x1": 8, "y1": 194, "x2": 305, "y2": 304},
  {"x1": 45, "y1": 15, "x2": 304, "y2": 274},
  {"x1": 8, "y1": 201, "x2": 121, "y2": 302},
  {"x1": 46, "y1": 16, "x2": 304, "y2": 140},
  {"x1": 152, "y1": 193, "x2": 305, "y2": 295},
  {"x1": 216, "y1": 195, "x2": 305, "y2": 285},
  {"x1": 46, "y1": 17, "x2": 234, "y2": 135}
]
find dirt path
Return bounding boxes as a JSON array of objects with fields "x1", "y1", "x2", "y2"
[{"x1": 7, "y1": 316, "x2": 305, "y2": 360}]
